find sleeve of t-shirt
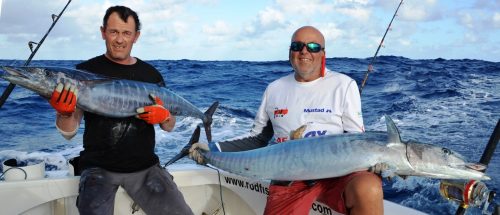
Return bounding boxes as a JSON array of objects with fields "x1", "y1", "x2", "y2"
[
  {"x1": 342, "y1": 80, "x2": 365, "y2": 133},
  {"x1": 218, "y1": 89, "x2": 274, "y2": 152},
  {"x1": 251, "y1": 88, "x2": 271, "y2": 135}
]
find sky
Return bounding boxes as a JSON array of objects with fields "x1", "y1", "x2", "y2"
[{"x1": 0, "y1": 0, "x2": 499, "y2": 62}]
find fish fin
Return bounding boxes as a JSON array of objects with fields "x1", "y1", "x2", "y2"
[
  {"x1": 385, "y1": 115, "x2": 403, "y2": 146},
  {"x1": 207, "y1": 141, "x2": 219, "y2": 152},
  {"x1": 164, "y1": 126, "x2": 201, "y2": 167},
  {"x1": 203, "y1": 101, "x2": 219, "y2": 142}
]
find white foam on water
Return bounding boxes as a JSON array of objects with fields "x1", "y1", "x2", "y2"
[
  {"x1": 390, "y1": 176, "x2": 434, "y2": 192},
  {"x1": 381, "y1": 83, "x2": 404, "y2": 93}
]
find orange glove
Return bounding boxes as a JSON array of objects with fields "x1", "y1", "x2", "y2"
[
  {"x1": 49, "y1": 82, "x2": 78, "y2": 116},
  {"x1": 136, "y1": 94, "x2": 171, "y2": 124}
]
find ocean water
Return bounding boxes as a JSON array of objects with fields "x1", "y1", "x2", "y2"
[{"x1": 0, "y1": 56, "x2": 498, "y2": 214}]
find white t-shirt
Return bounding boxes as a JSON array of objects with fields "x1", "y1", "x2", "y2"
[{"x1": 251, "y1": 69, "x2": 364, "y2": 144}]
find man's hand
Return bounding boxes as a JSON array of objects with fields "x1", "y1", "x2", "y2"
[
  {"x1": 368, "y1": 163, "x2": 402, "y2": 180},
  {"x1": 290, "y1": 124, "x2": 307, "y2": 140},
  {"x1": 368, "y1": 163, "x2": 389, "y2": 175},
  {"x1": 188, "y1": 142, "x2": 209, "y2": 165},
  {"x1": 136, "y1": 94, "x2": 170, "y2": 124},
  {"x1": 49, "y1": 82, "x2": 78, "y2": 116}
]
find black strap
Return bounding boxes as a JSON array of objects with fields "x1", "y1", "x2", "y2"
[
  {"x1": 270, "y1": 180, "x2": 317, "y2": 187},
  {"x1": 270, "y1": 180, "x2": 293, "y2": 186}
]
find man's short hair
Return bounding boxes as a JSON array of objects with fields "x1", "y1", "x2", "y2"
[{"x1": 102, "y1": 5, "x2": 141, "y2": 32}]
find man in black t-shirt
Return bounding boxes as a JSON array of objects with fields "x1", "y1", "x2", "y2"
[{"x1": 48, "y1": 6, "x2": 193, "y2": 215}]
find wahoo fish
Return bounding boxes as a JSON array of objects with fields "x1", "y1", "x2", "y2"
[
  {"x1": 175, "y1": 116, "x2": 489, "y2": 181},
  {"x1": 0, "y1": 66, "x2": 218, "y2": 141}
]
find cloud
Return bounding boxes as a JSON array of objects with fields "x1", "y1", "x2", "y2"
[
  {"x1": 494, "y1": 13, "x2": 500, "y2": 28},
  {"x1": 454, "y1": 5, "x2": 500, "y2": 41},
  {"x1": 202, "y1": 20, "x2": 233, "y2": 43},
  {"x1": 472, "y1": 0, "x2": 500, "y2": 12},
  {"x1": 398, "y1": 38, "x2": 411, "y2": 46},
  {"x1": 276, "y1": 0, "x2": 333, "y2": 16},
  {"x1": 373, "y1": 0, "x2": 441, "y2": 22},
  {"x1": 464, "y1": 32, "x2": 478, "y2": 43},
  {"x1": 459, "y1": 13, "x2": 474, "y2": 29},
  {"x1": 242, "y1": 0, "x2": 336, "y2": 38},
  {"x1": 336, "y1": 7, "x2": 371, "y2": 21},
  {"x1": 318, "y1": 22, "x2": 343, "y2": 43},
  {"x1": 63, "y1": 2, "x2": 106, "y2": 35},
  {"x1": 0, "y1": 0, "x2": 67, "y2": 34},
  {"x1": 258, "y1": 7, "x2": 286, "y2": 28},
  {"x1": 0, "y1": 0, "x2": 499, "y2": 61},
  {"x1": 243, "y1": 6, "x2": 287, "y2": 36},
  {"x1": 331, "y1": 0, "x2": 371, "y2": 21}
]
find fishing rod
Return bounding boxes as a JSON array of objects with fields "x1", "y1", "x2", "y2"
[
  {"x1": 359, "y1": 0, "x2": 403, "y2": 94},
  {"x1": 449, "y1": 119, "x2": 499, "y2": 215},
  {"x1": 0, "y1": 0, "x2": 72, "y2": 108}
]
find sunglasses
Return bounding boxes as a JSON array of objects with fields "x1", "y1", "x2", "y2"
[{"x1": 290, "y1": 41, "x2": 324, "y2": 53}]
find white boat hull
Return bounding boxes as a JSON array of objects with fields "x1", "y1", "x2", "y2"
[{"x1": 0, "y1": 164, "x2": 426, "y2": 215}]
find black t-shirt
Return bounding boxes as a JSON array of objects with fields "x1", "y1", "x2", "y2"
[{"x1": 76, "y1": 55, "x2": 165, "y2": 172}]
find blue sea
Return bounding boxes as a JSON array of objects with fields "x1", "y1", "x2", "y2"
[{"x1": 0, "y1": 56, "x2": 498, "y2": 214}]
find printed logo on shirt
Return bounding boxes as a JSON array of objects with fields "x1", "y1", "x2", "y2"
[
  {"x1": 276, "y1": 137, "x2": 288, "y2": 143},
  {"x1": 304, "y1": 130, "x2": 327, "y2": 138},
  {"x1": 273, "y1": 108, "x2": 288, "y2": 118},
  {"x1": 303, "y1": 108, "x2": 332, "y2": 113}
]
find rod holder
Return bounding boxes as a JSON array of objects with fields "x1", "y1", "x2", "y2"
[
  {"x1": 28, "y1": 41, "x2": 38, "y2": 53},
  {"x1": 51, "y1": 14, "x2": 58, "y2": 22}
]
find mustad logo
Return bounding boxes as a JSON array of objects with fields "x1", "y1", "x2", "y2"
[{"x1": 304, "y1": 108, "x2": 332, "y2": 113}]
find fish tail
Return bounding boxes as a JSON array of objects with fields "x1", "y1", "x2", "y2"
[
  {"x1": 164, "y1": 126, "x2": 201, "y2": 167},
  {"x1": 203, "y1": 101, "x2": 219, "y2": 142}
]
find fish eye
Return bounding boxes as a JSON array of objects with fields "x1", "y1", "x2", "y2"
[{"x1": 442, "y1": 148, "x2": 452, "y2": 155}]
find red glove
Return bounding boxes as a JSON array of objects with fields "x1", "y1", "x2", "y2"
[
  {"x1": 49, "y1": 82, "x2": 78, "y2": 116},
  {"x1": 136, "y1": 94, "x2": 171, "y2": 124}
]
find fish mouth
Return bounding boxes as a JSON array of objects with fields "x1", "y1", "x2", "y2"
[
  {"x1": 0, "y1": 66, "x2": 30, "y2": 84},
  {"x1": 464, "y1": 163, "x2": 491, "y2": 180},
  {"x1": 482, "y1": 175, "x2": 491, "y2": 180},
  {"x1": 1, "y1": 66, "x2": 29, "y2": 79},
  {"x1": 465, "y1": 163, "x2": 487, "y2": 171}
]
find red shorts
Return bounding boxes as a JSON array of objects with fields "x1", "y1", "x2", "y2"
[{"x1": 263, "y1": 171, "x2": 374, "y2": 215}]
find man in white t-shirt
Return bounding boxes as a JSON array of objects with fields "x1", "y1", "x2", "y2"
[{"x1": 189, "y1": 26, "x2": 383, "y2": 215}]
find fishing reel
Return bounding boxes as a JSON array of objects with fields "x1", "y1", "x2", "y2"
[{"x1": 439, "y1": 179, "x2": 495, "y2": 212}]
